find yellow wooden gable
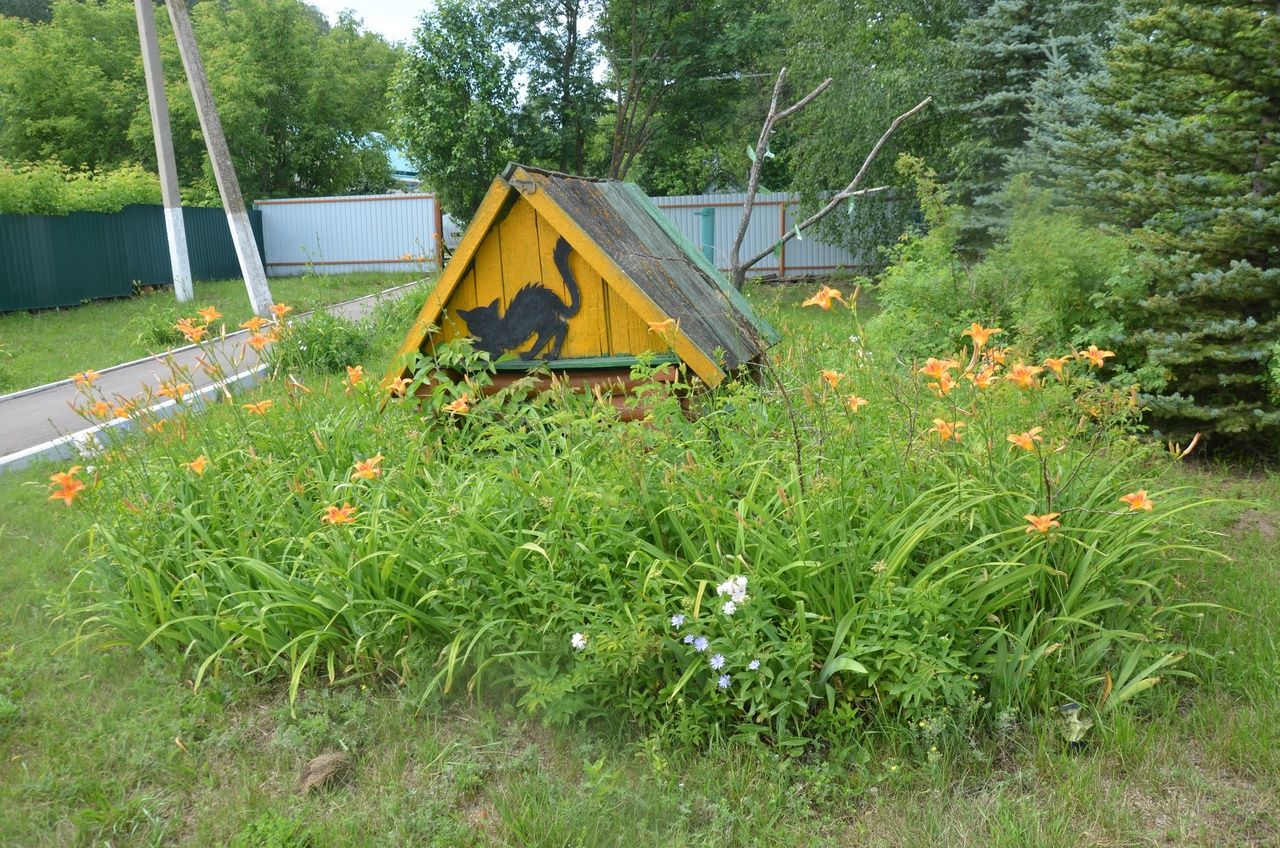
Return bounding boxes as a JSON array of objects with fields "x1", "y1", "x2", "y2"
[{"x1": 386, "y1": 165, "x2": 777, "y2": 391}]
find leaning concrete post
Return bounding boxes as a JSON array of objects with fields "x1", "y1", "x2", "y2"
[
  {"x1": 165, "y1": 0, "x2": 273, "y2": 316},
  {"x1": 135, "y1": 0, "x2": 193, "y2": 302}
]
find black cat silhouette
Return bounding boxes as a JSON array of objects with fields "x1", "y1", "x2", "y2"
[{"x1": 458, "y1": 236, "x2": 581, "y2": 361}]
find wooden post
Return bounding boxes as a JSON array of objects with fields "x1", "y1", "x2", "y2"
[
  {"x1": 134, "y1": 0, "x2": 192, "y2": 303},
  {"x1": 165, "y1": 0, "x2": 273, "y2": 316},
  {"x1": 778, "y1": 202, "x2": 787, "y2": 280},
  {"x1": 434, "y1": 195, "x2": 445, "y2": 269}
]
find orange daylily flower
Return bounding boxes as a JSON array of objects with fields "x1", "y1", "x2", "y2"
[
  {"x1": 246, "y1": 332, "x2": 272, "y2": 352},
  {"x1": 240, "y1": 315, "x2": 268, "y2": 333},
  {"x1": 1007, "y1": 427, "x2": 1044, "y2": 452},
  {"x1": 1120, "y1": 490, "x2": 1154, "y2": 512},
  {"x1": 820, "y1": 369, "x2": 843, "y2": 389},
  {"x1": 72, "y1": 369, "x2": 100, "y2": 389},
  {"x1": 1024, "y1": 512, "x2": 1061, "y2": 534},
  {"x1": 918, "y1": 358, "x2": 959, "y2": 381},
  {"x1": 648, "y1": 318, "x2": 679, "y2": 343},
  {"x1": 968, "y1": 366, "x2": 999, "y2": 389},
  {"x1": 182, "y1": 455, "x2": 209, "y2": 475},
  {"x1": 48, "y1": 466, "x2": 85, "y2": 506},
  {"x1": 1043, "y1": 355, "x2": 1072, "y2": 377},
  {"x1": 145, "y1": 419, "x2": 167, "y2": 434},
  {"x1": 270, "y1": 303, "x2": 293, "y2": 320},
  {"x1": 1080, "y1": 345, "x2": 1115, "y2": 368},
  {"x1": 344, "y1": 365, "x2": 365, "y2": 391},
  {"x1": 175, "y1": 318, "x2": 207, "y2": 343},
  {"x1": 989, "y1": 347, "x2": 1009, "y2": 365},
  {"x1": 322, "y1": 503, "x2": 358, "y2": 525},
  {"x1": 352, "y1": 454, "x2": 384, "y2": 480},
  {"x1": 243, "y1": 400, "x2": 274, "y2": 415},
  {"x1": 929, "y1": 372, "x2": 956, "y2": 397},
  {"x1": 386, "y1": 376, "x2": 411, "y2": 396},
  {"x1": 112, "y1": 401, "x2": 135, "y2": 419},
  {"x1": 88, "y1": 400, "x2": 111, "y2": 418},
  {"x1": 928, "y1": 418, "x2": 965, "y2": 442},
  {"x1": 196, "y1": 306, "x2": 222, "y2": 324},
  {"x1": 1007, "y1": 363, "x2": 1044, "y2": 389},
  {"x1": 156, "y1": 381, "x2": 191, "y2": 400},
  {"x1": 962, "y1": 323, "x2": 1002, "y2": 350},
  {"x1": 801, "y1": 285, "x2": 846, "y2": 310},
  {"x1": 444, "y1": 394, "x2": 471, "y2": 415},
  {"x1": 846, "y1": 395, "x2": 869, "y2": 413}
]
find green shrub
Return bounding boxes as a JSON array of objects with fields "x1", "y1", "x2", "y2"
[
  {"x1": 869, "y1": 157, "x2": 1140, "y2": 362},
  {"x1": 272, "y1": 311, "x2": 372, "y2": 374},
  {"x1": 62, "y1": 300, "x2": 1218, "y2": 746},
  {"x1": 0, "y1": 159, "x2": 161, "y2": 215},
  {"x1": 127, "y1": 301, "x2": 185, "y2": 352}
]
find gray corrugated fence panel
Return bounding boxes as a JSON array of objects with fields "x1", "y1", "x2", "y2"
[
  {"x1": 653, "y1": 191, "x2": 882, "y2": 277},
  {"x1": 256, "y1": 194, "x2": 438, "y2": 276},
  {"x1": 0, "y1": 205, "x2": 257, "y2": 312}
]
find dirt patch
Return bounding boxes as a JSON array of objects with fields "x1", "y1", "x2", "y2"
[{"x1": 1234, "y1": 509, "x2": 1277, "y2": 541}]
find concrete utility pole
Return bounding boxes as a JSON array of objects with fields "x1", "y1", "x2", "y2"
[
  {"x1": 134, "y1": 0, "x2": 193, "y2": 303},
  {"x1": 165, "y1": 0, "x2": 273, "y2": 316}
]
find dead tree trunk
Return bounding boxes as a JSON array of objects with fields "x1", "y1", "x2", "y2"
[{"x1": 728, "y1": 68, "x2": 932, "y2": 289}]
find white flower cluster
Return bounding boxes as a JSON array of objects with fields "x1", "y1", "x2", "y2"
[{"x1": 716, "y1": 575, "x2": 748, "y2": 616}]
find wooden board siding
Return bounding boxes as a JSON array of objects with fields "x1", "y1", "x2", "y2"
[{"x1": 426, "y1": 195, "x2": 669, "y2": 362}]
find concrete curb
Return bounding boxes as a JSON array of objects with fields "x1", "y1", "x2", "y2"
[{"x1": 0, "y1": 281, "x2": 424, "y2": 474}]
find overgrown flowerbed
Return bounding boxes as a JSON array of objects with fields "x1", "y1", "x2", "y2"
[{"x1": 55, "y1": 293, "x2": 1218, "y2": 746}]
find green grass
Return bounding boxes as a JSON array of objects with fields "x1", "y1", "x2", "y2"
[
  {"x1": 0, "y1": 271, "x2": 425, "y2": 392},
  {"x1": 0, "y1": 286, "x2": 1276, "y2": 846}
]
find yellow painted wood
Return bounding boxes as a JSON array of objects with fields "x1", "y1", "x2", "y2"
[
  {"x1": 510, "y1": 167, "x2": 725, "y2": 386},
  {"x1": 382, "y1": 176, "x2": 513, "y2": 387},
  {"x1": 434, "y1": 267, "x2": 477, "y2": 344},
  {"x1": 494, "y1": 197, "x2": 545, "y2": 356},
  {"x1": 535, "y1": 210, "x2": 606, "y2": 357}
]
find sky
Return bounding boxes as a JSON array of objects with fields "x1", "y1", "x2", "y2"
[{"x1": 308, "y1": 1, "x2": 428, "y2": 43}]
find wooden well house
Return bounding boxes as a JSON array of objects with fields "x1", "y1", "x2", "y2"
[{"x1": 385, "y1": 164, "x2": 778, "y2": 414}]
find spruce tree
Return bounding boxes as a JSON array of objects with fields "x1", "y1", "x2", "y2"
[
  {"x1": 1055, "y1": 0, "x2": 1280, "y2": 446},
  {"x1": 954, "y1": 0, "x2": 1113, "y2": 243}
]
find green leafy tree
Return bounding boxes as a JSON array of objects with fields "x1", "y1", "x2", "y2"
[
  {"x1": 393, "y1": 0, "x2": 518, "y2": 221},
  {"x1": 502, "y1": 0, "x2": 605, "y2": 175},
  {"x1": 783, "y1": 0, "x2": 970, "y2": 258},
  {"x1": 0, "y1": 0, "x2": 144, "y2": 168},
  {"x1": 0, "y1": 0, "x2": 51, "y2": 22},
  {"x1": 596, "y1": 0, "x2": 783, "y2": 187},
  {"x1": 1054, "y1": 0, "x2": 1280, "y2": 446}
]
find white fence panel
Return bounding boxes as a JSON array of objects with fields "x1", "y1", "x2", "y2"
[
  {"x1": 256, "y1": 189, "x2": 878, "y2": 280},
  {"x1": 654, "y1": 191, "x2": 877, "y2": 278},
  {"x1": 255, "y1": 194, "x2": 440, "y2": 276}
]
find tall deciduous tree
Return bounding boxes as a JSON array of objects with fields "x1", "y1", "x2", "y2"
[
  {"x1": 1055, "y1": 0, "x2": 1280, "y2": 445},
  {"x1": 502, "y1": 0, "x2": 604, "y2": 175},
  {"x1": 393, "y1": 0, "x2": 518, "y2": 221},
  {"x1": 783, "y1": 0, "x2": 969, "y2": 258},
  {"x1": 0, "y1": 0, "x2": 398, "y2": 202},
  {"x1": 596, "y1": 0, "x2": 780, "y2": 184}
]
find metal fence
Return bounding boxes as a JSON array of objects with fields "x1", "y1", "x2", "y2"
[
  {"x1": 255, "y1": 193, "x2": 442, "y2": 276},
  {"x1": 0, "y1": 188, "x2": 875, "y2": 313},
  {"x1": 654, "y1": 191, "x2": 877, "y2": 278},
  {"x1": 0, "y1": 205, "x2": 263, "y2": 312}
]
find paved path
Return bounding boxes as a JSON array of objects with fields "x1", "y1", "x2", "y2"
[{"x1": 0, "y1": 282, "x2": 422, "y2": 471}]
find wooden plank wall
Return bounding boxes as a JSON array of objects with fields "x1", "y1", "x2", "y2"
[{"x1": 430, "y1": 196, "x2": 667, "y2": 360}]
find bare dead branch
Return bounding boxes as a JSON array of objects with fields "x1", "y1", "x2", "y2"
[{"x1": 735, "y1": 95, "x2": 933, "y2": 283}]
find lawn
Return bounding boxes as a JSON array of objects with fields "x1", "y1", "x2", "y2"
[
  {"x1": 0, "y1": 271, "x2": 425, "y2": 393},
  {"x1": 0, "y1": 286, "x2": 1276, "y2": 847}
]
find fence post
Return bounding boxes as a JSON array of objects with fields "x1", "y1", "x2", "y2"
[{"x1": 778, "y1": 202, "x2": 787, "y2": 280}]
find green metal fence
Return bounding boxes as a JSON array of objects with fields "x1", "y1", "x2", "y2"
[{"x1": 0, "y1": 205, "x2": 264, "y2": 312}]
